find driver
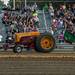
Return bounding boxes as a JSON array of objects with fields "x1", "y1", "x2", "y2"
[{"x1": 32, "y1": 9, "x2": 40, "y2": 28}]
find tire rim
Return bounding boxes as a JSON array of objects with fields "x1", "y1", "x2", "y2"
[
  {"x1": 16, "y1": 47, "x2": 22, "y2": 53},
  {"x1": 40, "y1": 37, "x2": 54, "y2": 49}
]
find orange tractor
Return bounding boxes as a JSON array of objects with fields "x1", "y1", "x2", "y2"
[{"x1": 13, "y1": 31, "x2": 55, "y2": 53}]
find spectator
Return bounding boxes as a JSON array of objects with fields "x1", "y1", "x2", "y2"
[
  {"x1": 52, "y1": 17, "x2": 58, "y2": 31},
  {"x1": 32, "y1": 2, "x2": 38, "y2": 11},
  {"x1": 57, "y1": 17, "x2": 64, "y2": 30},
  {"x1": 48, "y1": 3, "x2": 54, "y2": 18},
  {"x1": 58, "y1": 31, "x2": 64, "y2": 43}
]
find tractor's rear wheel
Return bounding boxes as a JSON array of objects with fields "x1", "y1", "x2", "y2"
[{"x1": 35, "y1": 33, "x2": 55, "y2": 53}]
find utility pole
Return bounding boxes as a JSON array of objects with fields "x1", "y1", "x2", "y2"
[
  {"x1": 25, "y1": 0, "x2": 26, "y2": 7},
  {"x1": 13, "y1": 0, "x2": 15, "y2": 10}
]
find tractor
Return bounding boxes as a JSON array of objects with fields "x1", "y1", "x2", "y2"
[{"x1": 13, "y1": 31, "x2": 55, "y2": 53}]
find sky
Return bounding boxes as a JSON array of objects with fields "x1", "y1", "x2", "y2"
[{"x1": 1, "y1": 0, "x2": 9, "y2": 5}]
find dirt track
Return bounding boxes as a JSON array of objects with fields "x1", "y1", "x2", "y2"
[
  {"x1": 0, "y1": 51, "x2": 75, "y2": 75},
  {"x1": 0, "y1": 51, "x2": 75, "y2": 60}
]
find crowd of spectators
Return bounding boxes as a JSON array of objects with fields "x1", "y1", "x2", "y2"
[
  {"x1": 48, "y1": 3, "x2": 75, "y2": 43},
  {"x1": 2, "y1": 6, "x2": 40, "y2": 43},
  {"x1": 49, "y1": 3, "x2": 75, "y2": 32}
]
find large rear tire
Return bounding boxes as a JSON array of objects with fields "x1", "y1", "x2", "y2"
[{"x1": 35, "y1": 33, "x2": 55, "y2": 53}]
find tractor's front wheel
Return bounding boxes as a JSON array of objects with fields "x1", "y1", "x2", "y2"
[
  {"x1": 35, "y1": 33, "x2": 55, "y2": 53},
  {"x1": 13, "y1": 45, "x2": 22, "y2": 53}
]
